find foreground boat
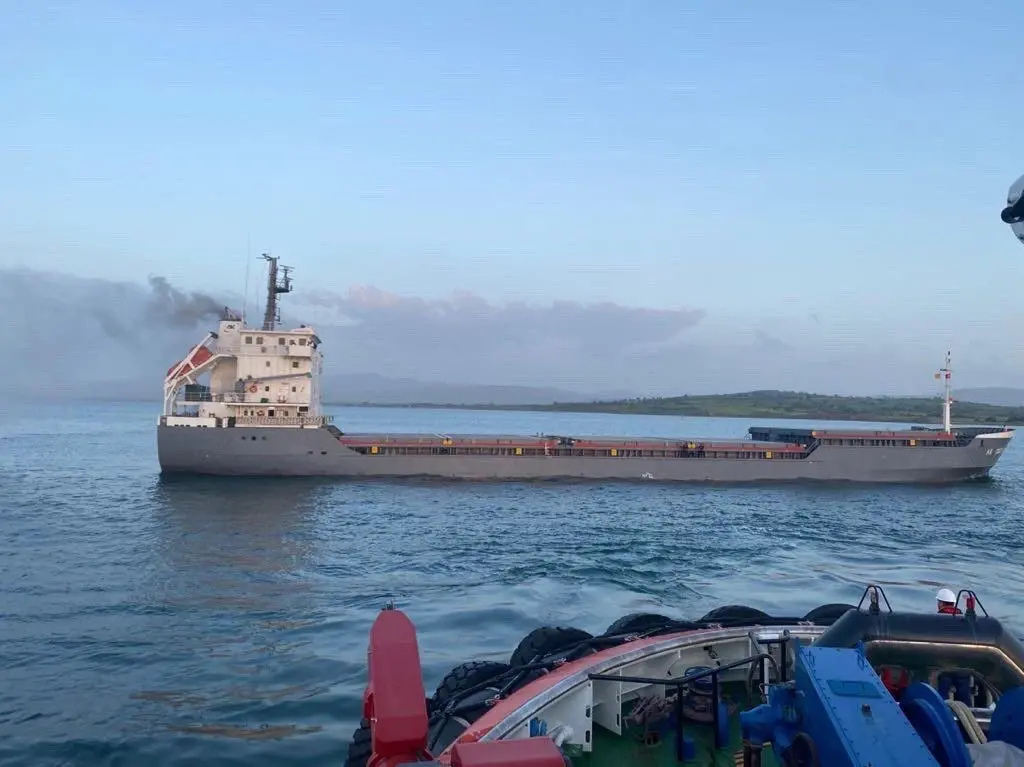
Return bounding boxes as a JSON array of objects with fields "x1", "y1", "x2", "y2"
[
  {"x1": 346, "y1": 585, "x2": 1024, "y2": 766},
  {"x1": 157, "y1": 256, "x2": 1014, "y2": 482}
]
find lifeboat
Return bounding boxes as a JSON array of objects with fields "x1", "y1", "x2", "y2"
[
  {"x1": 347, "y1": 585, "x2": 1024, "y2": 767},
  {"x1": 165, "y1": 343, "x2": 215, "y2": 383}
]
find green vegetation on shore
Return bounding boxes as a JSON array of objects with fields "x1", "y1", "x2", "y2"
[{"x1": 342, "y1": 390, "x2": 1024, "y2": 425}]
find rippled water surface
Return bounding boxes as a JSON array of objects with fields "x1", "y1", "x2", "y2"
[{"x1": 2, "y1": 402, "x2": 1023, "y2": 765}]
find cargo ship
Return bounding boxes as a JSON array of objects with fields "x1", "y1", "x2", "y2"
[{"x1": 156, "y1": 256, "x2": 1014, "y2": 482}]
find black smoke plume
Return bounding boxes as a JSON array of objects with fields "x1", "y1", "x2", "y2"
[{"x1": 146, "y1": 276, "x2": 225, "y2": 327}]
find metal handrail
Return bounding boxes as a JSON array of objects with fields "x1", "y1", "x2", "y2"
[
  {"x1": 855, "y1": 583, "x2": 895, "y2": 614},
  {"x1": 955, "y1": 589, "x2": 990, "y2": 618},
  {"x1": 589, "y1": 651, "x2": 781, "y2": 761}
]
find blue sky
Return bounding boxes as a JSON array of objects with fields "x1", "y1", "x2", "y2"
[{"x1": 3, "y1": 1, "x2": 1024, "y2": 392}]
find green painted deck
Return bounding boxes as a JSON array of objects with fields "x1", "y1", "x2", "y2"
[{"x1": 567, "y1": 682, "x2": 779, "y2": 767}]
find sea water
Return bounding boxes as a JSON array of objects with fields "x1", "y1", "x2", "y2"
[{"x1": 2, "y1": 402, "x2": 1023, "y2": 766}]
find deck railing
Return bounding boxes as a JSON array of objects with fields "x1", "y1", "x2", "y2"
[
  {"x1": 233, "y1": 415, "x2": 333, "y2": 427},
  {"x1": 589, "y1": 650, "x2": 782, "y2": 761},
  {"x1": 216, "y1": 342, "x2": 313, "y2": 357}
]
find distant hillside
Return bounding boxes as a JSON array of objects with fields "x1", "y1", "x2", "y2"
[
  {"x1": 27, "y1": 373, "x2": 631, "y2": 406},
  {"x1": 322, "y1": 373, "x2": 632, "y2": 406},
  {"x1": 453, "y1": 389, "x2": 1024, "y2": 425},
  {"x1": 34, "y1": 371, "x2": 1024, "y2": 422},
  {"x1": 956, "y1": 387, "x2": 1024, "y2": 407}
]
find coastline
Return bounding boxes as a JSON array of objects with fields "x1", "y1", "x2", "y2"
[{"x1": 325, "y1": 392, "x2": 1024, "y2": 426}]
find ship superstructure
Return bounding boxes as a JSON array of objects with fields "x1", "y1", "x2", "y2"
[
  {"x1": 157, "y1": 259, "x2": 1013, "y2": 482},
  {"x1": 160, "y1": 254, "x2": 331, "y2": 431}
]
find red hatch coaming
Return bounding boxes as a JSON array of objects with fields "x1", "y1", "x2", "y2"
[{"x1": 336, "y1": 437, "x2": 808, "y2": 453}]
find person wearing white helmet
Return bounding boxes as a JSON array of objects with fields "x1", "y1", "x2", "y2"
[{"x1": 936, "y1": 587, "x2": 962, "y2": 615}]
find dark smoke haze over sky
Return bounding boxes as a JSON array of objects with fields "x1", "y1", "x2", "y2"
[
  {"x1": 145, "y1": 276, "x2": 226, "y2": 328},
  {"x1": 1, "y1": 267, "x2": 1021, "y2": 404}
]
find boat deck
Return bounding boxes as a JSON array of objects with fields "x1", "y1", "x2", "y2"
[
  {"x1": 333, "y1": 427, "x2": 972, "y2": 461},
  {"x1": 335, "y1": 432, "x2": 810, "y2": 460},
  {"x1": 567, "y1": 680, "x2": 774, "y2": 767},
  {"x1": 339, "y1": 432, "x2": 770, "y2": 446}
]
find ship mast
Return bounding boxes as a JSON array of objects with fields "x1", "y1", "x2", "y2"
[
  {"x1": 937, "y1": 350, "x2": 952, "y2": 433},
  {"x1": 261, "y1": 252, "x2": 293, "y2": 331}
]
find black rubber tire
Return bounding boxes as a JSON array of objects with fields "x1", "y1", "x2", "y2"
[
  {"x1": 432, "y1": 660, "x2": 512, "y2": 708},
  {"x1": 345, "y1": 718, "x2": 372, "y2": 767},
  {"x1": 603, "y1": 612, "x2": 674, "y2": 636},
  {"x1": 699, "y1": 605, "x2": 772, "y2": 624},
  {"x1": 787, "y1": 731, "x2": 821, "y2": 767},
  {"x1": 509, "y1": 626, "x2": 594, "y2": 667},
  {"x1": 802, "y1": 603, "x2": 857, "y2": 625}
]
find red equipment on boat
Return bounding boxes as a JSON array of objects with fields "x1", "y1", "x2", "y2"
[
  {"x1": 166, "y1": 343, "x2": 214, "y2": 382},
  {"x1": 360, "y1": 605, "x2": 567, "y2": 767},
  {"x1": 362, "y1": 606, "x2": 429, "y2": 767}
]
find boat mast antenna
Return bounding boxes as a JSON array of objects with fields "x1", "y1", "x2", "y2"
[
  {"x1": 936, "y1": 350, "x2": 953, "y2": 433},
  {"x1": 242, "y1": 234, "x2": 251, "y2": 325},
  {"x1": 261, "y1": 252, "x2": 293, "y2": 331}
]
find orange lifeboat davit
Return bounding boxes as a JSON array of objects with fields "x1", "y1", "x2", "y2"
[{"x1": 166, "y1": 344, "x2": 215, "y2": 382}]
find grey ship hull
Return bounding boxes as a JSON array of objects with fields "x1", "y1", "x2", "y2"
[{"x1": 157, "y1": 425, "x2": 1010, "y2": 483}]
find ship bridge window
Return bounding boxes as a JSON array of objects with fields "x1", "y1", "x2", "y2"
[
  {"x1": 292, "y1": 361, "x2": 299, "y2": 368},
  {"x1": 289, "y1": 339, "x2": 296, "y2": 345},
  {"x1": 245, "y1": 336, "x2": 252, "y2": 344},
  {"x1": 278, "y1": 337, "x2": 286, "y2": 345},
  {"x1": 291, "y1": 386, "x2": 297, "y2": 392},
  {"x1": 256, "y1": 336, "x2": 264, "y2": 344},
  {"x1": 264, "y1": 386, "x2": 270, "y2": 392},
  {"x1": 266, "y1": 361, "x2": 271, "y2": 367},
  {"x1": 298, "y1": 338, "x2": 307, "y2": 346}
]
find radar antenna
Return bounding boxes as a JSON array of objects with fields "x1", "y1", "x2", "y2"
[{"x1": 261, "y1": 252, "x2": 293, "y2": 331}]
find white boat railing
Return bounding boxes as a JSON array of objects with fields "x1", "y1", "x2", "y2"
[
  {"x1": 216, "y1": 342, "x2": 313, "y2": 357},
  {"x1": 233, "y1": 415, "x2": 333, "y2": 427}
]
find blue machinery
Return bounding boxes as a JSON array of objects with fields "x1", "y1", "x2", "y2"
[
  {"x1": 740, "y1": 639, "x2": 1024, "y2": 767},
  {"x1": 741, "y1": 641, "x2": 962, "y2": 766},
  {"x1": 587, "y1": 584, "x2": 1024, "y2": 765}
]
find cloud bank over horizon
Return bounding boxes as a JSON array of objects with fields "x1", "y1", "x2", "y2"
[
  {"x1": 296, "y1": 284, "x2": 708, "y2": 387},
  {"x1": 0, "y1": 267, "x2": 1016, "y2": 402}
]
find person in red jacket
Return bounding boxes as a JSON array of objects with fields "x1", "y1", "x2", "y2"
[{"x1": 936, "y1": 587, "x2": 963, "y2": 615}]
